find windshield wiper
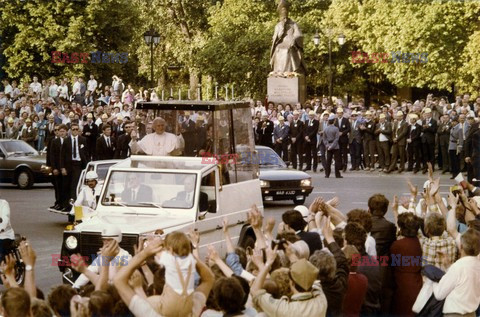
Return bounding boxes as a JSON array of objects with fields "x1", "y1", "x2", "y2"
[
  {"x1": 137, "y1": 202, "x2": 171, "y2": 216},
  {"x1": 24, "y1": 152, "x2": 35, "y2": 155}
]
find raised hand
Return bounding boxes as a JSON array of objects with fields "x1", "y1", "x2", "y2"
[
  {"x1": 248, "y1": 204, "x2": 263, "y2": 230},
  {"x1": 326, "y1": 196, "x2": 339, "y2": 208},
  {"x1": 19, "y1": 240, "x2": 36, "y2": 267},
  {"x1": 70, "y1": 254, "x2": 88, "y2": 273},
  {"x1": 407, "y1": 180, "x2": 418, "y2": 197}
]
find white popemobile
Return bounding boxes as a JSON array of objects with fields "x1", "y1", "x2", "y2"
[{"x1": 58, "y1": 101, "x2": 264, "y2": 283}]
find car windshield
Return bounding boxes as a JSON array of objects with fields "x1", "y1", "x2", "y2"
[
  {"x1": 1, "y1": 140, "x2": 38, "y2": 156},
  {"x1": 96, "y1": 164, "x2": 115, "y2": 181},
  {"x1": 255, "y1": 147, "x2": 286, "y2": 168},
  {"x1": 102, "y1": 171, "x2": 197, "y2": 209}
]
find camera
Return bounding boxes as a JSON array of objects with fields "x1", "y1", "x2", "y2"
[{"x1": 271, "y1": 238, "x2": 287, "y2": 251}]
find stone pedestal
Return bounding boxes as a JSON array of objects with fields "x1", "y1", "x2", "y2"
[{"x1": 267, "y1": 76, "x2": 306, "y2": 105}]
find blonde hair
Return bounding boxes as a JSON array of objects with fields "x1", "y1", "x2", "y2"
[{"x1": 164, "y1": 231, "x2": 191, "y2": 257}]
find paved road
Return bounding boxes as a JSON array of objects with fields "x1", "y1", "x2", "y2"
[{"x1": 0, "y1": 170, "x2": 455, "y2": 292}]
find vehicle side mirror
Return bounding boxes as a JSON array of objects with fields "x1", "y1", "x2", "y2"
[
  {"x1": 0, "y1": 152, "x2": 5, "y2": 158},
  {"x1": 208, "y1": 200, "x2": 216, "y2": 213}
]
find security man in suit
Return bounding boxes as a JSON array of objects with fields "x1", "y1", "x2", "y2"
[
  {"x1": 464, "y1": 114, "x2": 479, "y2": 182},
  {"x1": 60, "y1": 122, "x2": 89, "y2": 203},
  {"x1": 257, "y1": 113, "x2": 274, "y2": 149},
  {"x1": 406, "y1": 113, "x2": 422, "y2": 173},
  {"x1": 469, "y1": 128, "x2": 480, "y2": 183},
  {"x1": 323, "y1": 114, "x2": 342, "y2": 178},
  {"x1": 273, "y1": 116, "x2": 289, "y2": 163},
  {"x1": 95, "y1": 125, "x2": 115, "y2": 160},
  {"x1": 375, "y1": 113, "x2": 392, "y2": 172},
  {"x1": 317, "y1": 111, "x2": 330, "y2": 172},
  {"x1": 21, "y1": 118, "x2": 37, "y2": 147},
  {"x1": 359, "y1": 111, "x2": 376, "y2": 171},
  {"x1": 49, "y1": 124, "x2": 66, "y2": 211},
  {"x1": 289, "y1": 110, "x2": 304, "y2": 170},
  {"x1": 437, "y1": 114, "x2": 451, "y2": 174},
  {"x1": 386, "y1": 111, "x2": 408, "y2": 173},
  {"x1": 349, "y1": 111, "x2": 363, "y2": 170},
  {"x1": 421, "y1": 107, "x2": 437, "y2": 173},
  {"x1": 114, "y1": 121, "x2": 133, "y2": 159},
  {"x1": 82, "y1": 113, "x2": 99, "y2": 161},
  {"x1": 303, "y1": 111, "x2": 319, "y2": 172},
  {"x1": 334, "y1": 108, "x2": 351, "y2": 172},
  {"x1": 181, "y1": 111, "x2": 196, "y2": 156}
]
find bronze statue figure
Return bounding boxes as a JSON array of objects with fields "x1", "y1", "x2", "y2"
[{"x1": 270, "y1": 0, "x2": 306, "y2": 75}]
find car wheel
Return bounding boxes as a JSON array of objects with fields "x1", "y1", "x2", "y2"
[
  {"x1": 239, "y1": 234, "x2": 255, "y2": 250},
  {"x1": 16, "y1": 169, "x2": 34, "y2": 189},
  {"x1": 293, "y1": 197, "x2": 305, "y2": 205}
]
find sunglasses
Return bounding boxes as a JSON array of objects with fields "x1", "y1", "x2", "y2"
[{"x1": 71, "y1": 128, "x2": 79, "y2": 131}]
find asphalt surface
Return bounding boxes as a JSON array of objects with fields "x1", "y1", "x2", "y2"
[{"x1": 0, "y1": 169, "x2": 455, "y2": 292}]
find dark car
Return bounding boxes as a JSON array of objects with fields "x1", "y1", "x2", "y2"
[
  {"x1": 255, "y1": 145, "x2": 313, "y2": 205},
  {"x1": 0, "y1": 139, "x2": 51, "y2": 189}
]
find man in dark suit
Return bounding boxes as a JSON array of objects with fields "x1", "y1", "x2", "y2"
[
  {"x1": 45, "y1": 115, "x2": 56, "y2": 148},
  {"x1": 60, "y1": 122, "x2": 89, "y2": 203},
  {"x1": 256, "y1": 114, "x2": 274, "y2": 148},
  {"x1": 317, "y1": 112, "x2": 330, "y2": 172},
  {"x1": 406, "y1": 114, "x2": 422, "y2": 173},
  {"x1": 82, "y1": 113, "x2": 99, "y2": 161},
  {"x1": 181, "y1": 111, "x2": 196, "y2": 156},
  {"x1": 349, "y1": 111, "x2": 363, "y2": 170},
  {"x1": 420, "y1": 108, "x2": 437, "y2": 173},
  {"x1": 172, "y1": 176, "x2": 208, "y2": 211},
  {"x1": 49, "y1": 124, "x2": 65, "y2": 210},
  {"x1": 303, "y1": 111, "x2": 319, "y2": 172},
  {"x1": 121, "y1": 174, "x2": 153, "y2": 203},
  {"x1": 464, "y1": 114, "x2": 479, "y2": 182},
  {"x1": 135, "y1": 115, "x2": 147, "y2": 140},
  {"x1": 334, "y1": 108, "x2": 351, "y2": 172},
  {"x1": 387, "y1": 111, "x2": 408, "y2": 173},
  {"x1": 359, "y1": 111, "x2": 376, "y2": 170},
  {"x1": 470, "y1": 128, "x2": 480, "y2": 183},
  {"x1": 323, "y1": 114, "x2": 342, "y2": 178},
  {"x1": 437, "y1": 114, "x2": 451, "y2": 173},
  {"x1": 375, "y1": 114, "x2": 392, "y2": 172},
  {"x1": 114, "y1": 121, "x2": 133, "y2": 159},
  {"x1": 194, "y1": 116, "x2": 207, "y2": 156},
  {"x1": 289, "y1": 111, "x2": 304, "y2": 170},
  {"x1": 273, "y1": 116, "x2": 289, "y2": 163},
  {"x1": 95, "y1": 125, "x2": 115, "y2": 160}
]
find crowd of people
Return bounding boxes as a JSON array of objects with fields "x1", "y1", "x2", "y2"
[
  {"x1": 1, "y1": 167, "x2": 480, "y2": 317},
  {"x1": 252, "y1": 95, "x2": 480, "y2": 182}
]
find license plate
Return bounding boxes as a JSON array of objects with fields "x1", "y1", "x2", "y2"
[{"x1": 276, "y1": 190, "x2": 296, "y2": 195}]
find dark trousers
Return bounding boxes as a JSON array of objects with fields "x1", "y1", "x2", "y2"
[
  {"x1": 377, "y1": 141, "x2": 390, "y2": 169},
  {"x1": 422, "y1": 141, "x2": 435, "y2": 170},
  {"x1": 449, "y1": 150, "x2": 460, "y2": 178},
  {"x1": 350, "y1": 140, "x2": 362, "y2": 169},
  {"x1": 66, "y1": 161, "x2": 83, "y2": 202},
  {"x1": 325, "y1": 149, "x2": 341, "y2": 177},
  {"x1": 389, "y1": 142, "x2": 406, "y2": 171},
  {"x1": 318, "y1": 142, "x2": 326, "y2": 169},
  {"x1": 439, "y1": 137, "x2": 450, "y2": 171},
  {"x1": 53, "y1": 174, "x2": 63, "y2": 206},
  {"x1": 304, "y1": 140, "x2": 318, "y2": 170},
  {"x1": 290, "y1": 140, "x2": 304, "y2": 169},
  {"x1": 339, "y1": 140, "x2": 349, "y2": 170},
  {"x1": 407, "y1": 142, "x2": 422, "y2": 171},
  {"x1": 274, "y1": 141, "x2": 288, "y2": 163},
  {"x1": 363, "y1": 139, "x2": 376, "y2": 168}
]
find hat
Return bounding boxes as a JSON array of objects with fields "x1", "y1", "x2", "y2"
[
  {"x1": 379, "y1": 114, "x2": 386, "y2": 119},
  {"x1": 69, "y1": 112, "x2": 75, "y2": 118},
  {"x1": 308, "y1": 111, "x2": 315, "y2": 116},
  {"x1": 290, "y1": 259, "x2": 319, "y2": 290},
  {"x1": 101, "y1": 114, "x2": 108, "y2": 119},
  {"x1": 87, "y1": 113, "x2": 93, "y2": 118},
  {"x1": 467, "y1": 114, "x2": 475, "y2": 119},
  {"x1": 86, "y1": 171, "x2": 98, "y2": 180},
  {"x1": 423, "y1": 108, "x2": 432, "y2": 114},
  {"x1": 116, "y1": 114, "x2": 123, "y2": 120},
  {"x1": 278, "y1": 116, "x2": 285, "y2": 121},
  {"x1": 7, "y1": 117, "x2": 14, "y2": 123},
  {"x1": 336, "y1": 108, "x2": 344, "y2": 113},
  {"x1": 101, "y1": 224, "x2": 122, "y2": 243},
  {"x1": 294, "y1": 205, "x2": 309, "y2": 219},
  {"x1": 25, "y1": 118, "x2": 31, "y2": 123},
  {"x1": 365, "y1": 111, "x2": 372, "y2": 116},
  {"x1": 351, "y1": 111, "x2": 358, "y2": 116},
  {"x1": 197, "y1": 115, "x2": 205, "y2": 121},
  {"x1": 293, "y1": 110, "x2": 299, "y2": 115},
  {"x1": 321, "y1": 111, "x2": 329, "y2": 117},
  {"x1": 328, "y1": 114, "x2": 336, "y2": 121},
  {"x1": 396, "y1": 111, "x2": 404, "y2": 116},
  {"x1": 423, "y1": 180, "x2": 431, "y2": 190}
]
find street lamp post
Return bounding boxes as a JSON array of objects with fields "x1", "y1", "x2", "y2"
[
  {"x1": 313, "y1": 30, "x2": 345, "y2": 104},
  {"x1": 143, "y1": 29, "x2": 161, "y2": 88}
]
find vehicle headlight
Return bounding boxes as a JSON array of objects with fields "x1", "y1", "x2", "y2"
[
  {"x1": 41, "y1": 164, "x2": 52, "y2": 173},
  {"x1": 260, "y1": 180, "x2": 269, "y2": 188},
  {"x1": 65, "y1": 235, "x2": 78, "y2": 250},
  {"x1": 301, "y1": 179, "x2": 312, "y2": 187}
]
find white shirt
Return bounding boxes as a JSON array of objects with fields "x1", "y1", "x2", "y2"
[
  {"x1": 49, "y1": 84, "x2": 59, "y2": 98},
  {"x1": 365, "y1": 233, "x2": 377, "y2": 257},
  {"x1": 29, "y1": 82, "x2": 42, "y2": 93},
  {"x1": 4, "y1": 84, "x2": 12, "y2": 95},
  {"x1": 87, "y1": 79, "x2": 98, "y2": 92},
  {"x1": 71, "y1": 136, "x2": 81, "y2": 161},
  {"x1": 0, "y1": 200, "x2": 15, "y2": 240},
  {"x1": 155, "y1": 251, "x2": 196, "y2": 295},
  {"x1": 73, "y1": 81, "x2": 81, "y2": 95},
  {"x1": 58, "y1": 84, "x2": 68, "y2": 98},
  {"x1": 379, "y1": 123, "x2": 388, "y2": 142},
  {"x1": 74, "y1": 185, "x2": 99, "y2": 209},
  {"x1": 433, "y1": 256, "x2": 480, "y2": 314},
  {"x1": 104, "y1": 135, "x2": 112, "y2": 148},
  {"x1": 130, "y1": 132, "x2": 180, "y2": 156}
]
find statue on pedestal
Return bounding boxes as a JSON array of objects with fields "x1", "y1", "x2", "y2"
[{"x1": 269, "y1": 0, "x2": 306, "y2": 77}]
